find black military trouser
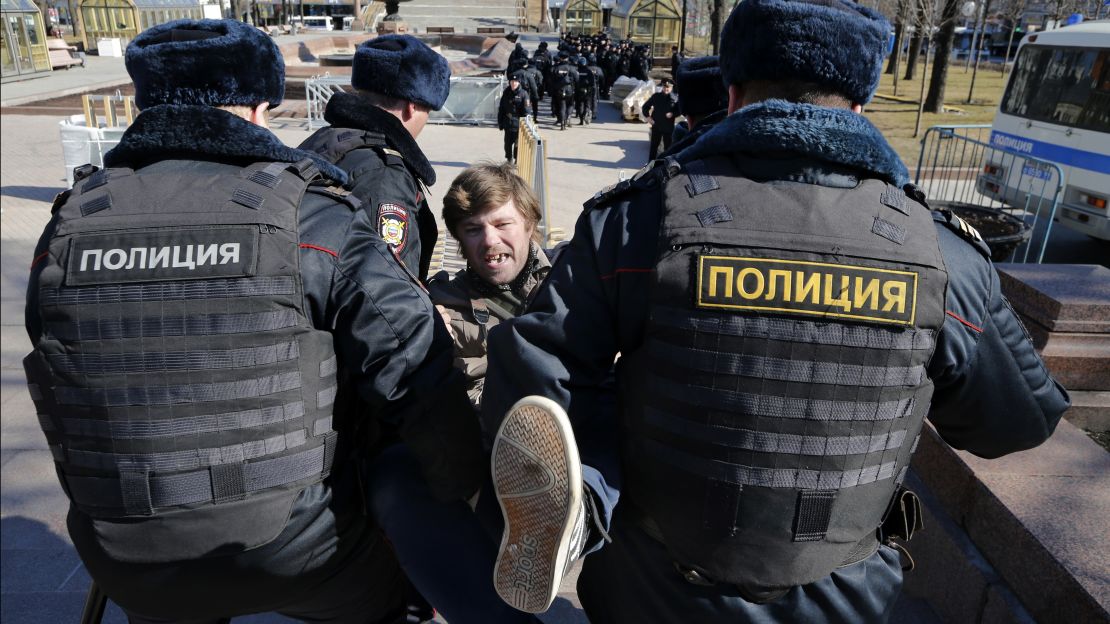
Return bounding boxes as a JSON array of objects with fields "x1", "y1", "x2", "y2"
[
  {"x1": 504, "y1": 127, "x2": 519, "y2": 161},
  {"x1": 576, "y1": 94, "x2": 594, "y2": 123},
  {"x1": 553, "y1": 95, "x2": 572, "y2": 127},
  {"x1": 649, "y1": 125, "x2": 673, "y2": 160}
]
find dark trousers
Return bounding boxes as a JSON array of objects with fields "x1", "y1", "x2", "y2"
[
  {"x1": 553, "y1": 95, "x2": 572, "y2": 126},
  {"x1": 577, "y1": 513, "x2": 904, "y2": 624},
  {"x1": 648, "y1": 125, "x2": 673, "y2": 160},
  {"x1": 368, "y1": 444, "x2": 539, "y2": 624},
  {"x1": 504, "y1": 128, "x2": 519, "y2": 161},
  {"x1": 576, "y1": 96, "x2": 594, "y2": 123}
]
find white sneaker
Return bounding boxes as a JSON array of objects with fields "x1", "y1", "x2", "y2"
[{"x1": 492, "y1": 396, "x2": 586, "y2": 613}]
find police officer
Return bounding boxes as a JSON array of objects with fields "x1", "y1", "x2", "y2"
[
  {"x1": 523, "y1": 58, "x2": 546, "y2": 116},
  {"x1": 586, "y1": 54, "x2": 605, "y2": 121},
  {"x1": 300, "y1": 35, "x2": 449, "y2": 282},
  {"x1": 508, "y1": 42, "x2": 529, "y2": 75},
  {"x1": 664, "y1": 55, "x2": 728, "y2": 156},
  {"x1": 548, "y1": 52, "x2": 578, "y2": 131},
  {"x1": 532, "y1": 42, "x2": 553, "y2": 95},
  {"x1": 23, "y1": 18, "x2": 484, "y2": 623},
  {"x1": 574, "y1": 56, "x2": 597, "y2": 126},
  {"x1": 499, "y1": 73, "x2": 531, "y2": 163},
  {"x1": 481, "y1": 0, "x2": 1069, "y2": 620},
  {"x1": 642, "y1": 78, "x2": 678, "y2": 160}
]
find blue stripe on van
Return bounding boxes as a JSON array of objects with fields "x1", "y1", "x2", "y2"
[{"x1": 989, "y1": 131, "x2": 1110, "y2": 175}]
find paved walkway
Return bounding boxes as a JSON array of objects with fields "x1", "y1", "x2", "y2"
[{"x1": 1, "y1": 85, "x2": 944, "y2": 621}]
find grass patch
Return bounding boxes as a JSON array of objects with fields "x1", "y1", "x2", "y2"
[{"x1": 864, "y1": 63, "x2": 1008, "y2": 170}]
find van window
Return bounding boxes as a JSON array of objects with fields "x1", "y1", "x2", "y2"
[{"x1": 1002, "y1": 45, "x2": 1110, "y2": 133}]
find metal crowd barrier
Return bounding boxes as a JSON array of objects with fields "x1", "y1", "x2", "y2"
[
  {"x1": 305, "y1": 74, "x2": 506, "y2": 129},
  {"x1": 517, "y1": 116, "x2": 563, "y2": 246},
  {"x1": 305, "y1": 74, "x2": 351, "y2": 129},
  {"x1": 915, "y1": 125, "x2": 1064, "y2": 263}
]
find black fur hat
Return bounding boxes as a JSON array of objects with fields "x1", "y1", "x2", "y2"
[
  {"x1": 126, "y1": 19, "x2": 284, "y2": 110},
  {"x1": 676, "y1": 56, "x2": 728, "y2": 118},
  {"x1": 719, "y1": 0, "x2": 890, "y2": 104},
  {"x1": 352, "y1": 35, "x2": 451, "y2": 110}
]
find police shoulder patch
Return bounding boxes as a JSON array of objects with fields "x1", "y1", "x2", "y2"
[{"x1": 377, "y1": 203, "x2": 409, "y2": 251}]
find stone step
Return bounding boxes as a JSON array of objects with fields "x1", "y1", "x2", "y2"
[{"x1": 1065, "y1": 390, "x2": 1110, "y2": 432}]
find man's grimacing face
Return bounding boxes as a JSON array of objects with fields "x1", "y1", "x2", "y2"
[{"x1": 457, "y1": 200, "x2": 535, "y2": 286}]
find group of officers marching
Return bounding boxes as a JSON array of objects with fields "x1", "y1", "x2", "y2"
[{"x1": 499, "y1": 31, "x2": 658, "y2": 161}]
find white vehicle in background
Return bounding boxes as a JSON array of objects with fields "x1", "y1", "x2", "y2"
[
  {"x1": 980, "y1": 21, "x2": 1110, "y2": 240},
  {"x1": 292, "y1": 16, "x2": 334, "y2": 31}
]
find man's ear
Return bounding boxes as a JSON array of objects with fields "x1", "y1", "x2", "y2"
[
  {"x1": 727, "y1": 84, "x2": 744, "y2": 115},
  {"x1": 249, "y1": 102, "x2": 271, "y2": 128}
]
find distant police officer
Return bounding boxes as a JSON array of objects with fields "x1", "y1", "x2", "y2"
[
  {"x1": 575, "y1": 57, "x2": 597, "y2": 125},
  {"x1": 586, "y1": 54, "x2": 605, "y2": 121},
  {"x1": 23, "y1": 19, "x2": 483, "y2": 623},
  {"x1": 523, "y1": 58, "x2": 545, "y2": 117},
  {"x1": 665, "y1": 55, "x2": 728, "y2": 155},
  {"x1": 549, "y1": 53, "x2": 578, "y2": 131},
  {"x1": 642, "y1": 78, "x2": 677, "y2": 159},
  {"x1": 499, "y1": 73, "x2": 531, "y2": 163},
  {"x1": 482, "y1": 0, "x2": 1069, "y2": 621},
  {"x1": 300, "y1": 35, "x2": 449, "y2": 281}
]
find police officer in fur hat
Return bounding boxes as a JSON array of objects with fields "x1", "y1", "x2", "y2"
[
  {"x1": 641, "y1": 78, "x2": 677, "y2": 160},
  {"x1": 664, "y1": 55, "x2": 729, "y2": 155},
  {"x1": 300, "y1": 34, "x2": 450, "y2": 282},
  {"x1": 23, "y1": 19, "x2": 483, "y2": 622},
  {"x1": 480, "y1": 0, "x2": 1068, "y2": 621}
]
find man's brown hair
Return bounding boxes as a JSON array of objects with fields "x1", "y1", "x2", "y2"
[{"x1": 442, "y1": 162, "x2": 542, "y2": 244}]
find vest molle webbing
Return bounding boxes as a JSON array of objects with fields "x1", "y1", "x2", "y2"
[
  {"x1": 620, "y1": 155, "x2": 948, "y2": 589},
  {"x1": 25, "y1": 160, "x2": 339, "y2": 530}
]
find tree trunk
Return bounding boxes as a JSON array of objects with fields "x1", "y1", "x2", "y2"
[
  {"x1": 923, "y1": 0, "x2": 959, "y2": 113},
  {"x1": 1002, "y1": 23, "x2": 1018, "y2": 79},
  {"x1": 904, "y1": 5, "x2": 924, "y2": 81},
  {"x1": 914, "y1": 40, "x2": 930, "y2": 137},
  {"x1": 887, "y1": 20, "x2": 904, "y2": 74},
  {"x1": 710, "y1": 0, "x2": 726, "y2": 54},
  {"x1": 966, "y1": 0, "x2": 992, "y2": 103}
]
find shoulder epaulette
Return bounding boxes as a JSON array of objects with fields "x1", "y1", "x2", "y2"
[
  {"x1": 933, "y1": 209, "x2": 992, "y2": 260},
  {"x1": 582, "y1": 159, "x2": 678, "y2": 212},
  {"x1": 306, "y1": 183, "x2": 361, "y2": 211}
]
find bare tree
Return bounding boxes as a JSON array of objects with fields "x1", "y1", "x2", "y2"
[
  {"x1": 923, "y1": 0, "x2": 960, "y2": 113},
  {"x1": 997, "y1": 0, "x2": 1027, "y2": 79},
  {"x1": 966, "y1": 0, "x2": 993, "y2": 103},
  {"x1": 911, "y1": 0, "x2": 942, "y2": 137},
  {"x1": 710, "y1": 0, "x2": 727, "y2": 54},
  {"x1": 904, "y1": 3, "x2": 927, "y2": 80}
]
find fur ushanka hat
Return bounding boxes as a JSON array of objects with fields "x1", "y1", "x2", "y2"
[
  {"x1": 126, "y1": 19, "x2": 284, "y2": 110},
  {"x1": 351, "y1": 35, "x2": 452, "y2": 110},
  {"x1": 719, "y1": 0, "x2": 890, "y2": 105},
  {"x1": 675, "y1": 56, "x2": 728, "y2": 118}
]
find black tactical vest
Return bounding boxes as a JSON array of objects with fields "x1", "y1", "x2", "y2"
[
  {"x1": 620, "y1": 156, "x2": 948, "y2": 588},
  {"x1": 24, "y1": 159, "x2": 340, "y2": 561}
]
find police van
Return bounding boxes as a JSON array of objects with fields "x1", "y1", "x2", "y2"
[
  {"x1": 981, "y1": 21, "x2": 1110, "y2": 240},
  {"x1": 292, "y1": 16, "x2": 333, "y2": 31}
]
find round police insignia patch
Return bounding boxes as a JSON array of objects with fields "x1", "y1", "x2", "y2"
[{"x1": 378, "y1": 203, "x2": 408, "y2": 251}]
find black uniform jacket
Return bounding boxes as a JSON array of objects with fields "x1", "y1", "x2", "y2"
[
  {"x1": 642, "y1": 91, "x2": 678, "y2": 129},
  {"x1": 299, "y1": 92, "x2": 440, "y2": 281},
  {"x1": 483, "y1": 100, "x2": 1068, "y2": 480},
  {"x1": 499, "y1": 85, "x2": 531, "y2": 132},
  {"x1": 26, "y1": 105, "x2": 485, "y2": 555}
]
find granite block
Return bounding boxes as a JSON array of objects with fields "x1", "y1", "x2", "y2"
[
  {"x1": 997, "y1": 264, "x2": 1110, "y2": 333},
  {"x1": 901, "y1": 471, "x2": 999, "y2": 624},
  {"x1": 1064, "y1": 391, "x2": 1110, "y2": 432},
  {"x1": 956, "y1": 418, "x2": 1110, "y2": 477},
  {"x1": 1039, "y1": 331, "x2": 1110, "y2": 390},
  {"x1": 963, "y1": 474, "x2": 1109, "y2": 624}
]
